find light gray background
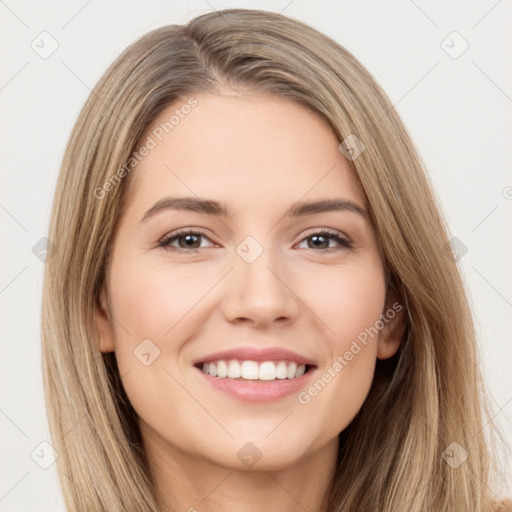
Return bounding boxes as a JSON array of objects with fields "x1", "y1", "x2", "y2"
[{"x1": 1, "y1": 1, "x2": 511, "y2": 510}]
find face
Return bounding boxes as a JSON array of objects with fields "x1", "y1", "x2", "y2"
[{"x1": 97, "y1": 90, "x2": 404, "y2": 475}]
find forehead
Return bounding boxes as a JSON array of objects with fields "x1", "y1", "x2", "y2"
[{"x1": 124, "y1": 92, "x2": 367, "y2": 216}]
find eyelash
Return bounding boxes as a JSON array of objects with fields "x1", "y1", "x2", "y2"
[{"x1": 157, "y1": 228, "x2": 354, "y2": 253}]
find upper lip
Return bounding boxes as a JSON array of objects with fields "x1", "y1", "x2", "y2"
[{"x1": 193, "y1": 347, "x2": 317, "y2": 367}]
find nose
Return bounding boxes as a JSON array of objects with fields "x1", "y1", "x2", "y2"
[{"x1": 220, "y1": 240, "x2": 301, "y2": 328}]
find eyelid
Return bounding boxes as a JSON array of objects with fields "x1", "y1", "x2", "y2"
[{"x1": 300, "y1": 226, "x2": 349, "y2": 240}]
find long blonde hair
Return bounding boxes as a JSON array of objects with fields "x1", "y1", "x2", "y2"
[{"x1": 41, "y1": 8, "x2": 510, "y2": 511}]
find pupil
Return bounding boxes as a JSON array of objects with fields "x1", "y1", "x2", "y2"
[
  {"x1": 311, "y1": 235, "x2": 327, "y2": 249},
  {"x1": 182, "y1": 234, "x2": 199, "y2": 248}
]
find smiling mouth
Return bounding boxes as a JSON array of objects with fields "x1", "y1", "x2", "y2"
[{"x1": 194, "y1": 360, "x2": 316, "y2": 381}]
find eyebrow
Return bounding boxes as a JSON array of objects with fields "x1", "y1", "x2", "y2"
[{"x1": 140, "y1": 196, "x2": 369, "y2": 223}]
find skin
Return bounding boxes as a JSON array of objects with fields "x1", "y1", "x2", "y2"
[{"x1": 96, "y1": 89, "x2": 405, "y2": 512}]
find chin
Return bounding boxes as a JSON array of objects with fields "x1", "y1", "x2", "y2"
[{"x1": 204, "y1": 436, "x2": 312, "y2": 472}]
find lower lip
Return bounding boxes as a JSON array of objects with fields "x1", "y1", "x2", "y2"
[{"x1": 194, "y1": 366, "x2": 317, "y2": 403}]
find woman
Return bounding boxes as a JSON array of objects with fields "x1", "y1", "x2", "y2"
[{"x1": 41, "y1": 8, "x2": 510, "y2": 511}]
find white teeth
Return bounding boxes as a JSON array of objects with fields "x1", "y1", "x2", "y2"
[
  {"x1": 217, "y1": 360, "x2": 228, "y2": 378},
  {"x1": 227, "y1": 360, "x2": 241, "y2": 379},
  {"x1": 286, "y1": 362, "x2": 297, "y2": 379},
  {"x1": 276, "y1": 361, "x2": 288, "y2": 379},
  {"x1": 200, "y1": 360, "x2": 309, "y2": 381},
  {"x1": 259, "y1": 361, "x2": 276, "y2": 380},
  {"x1": 241, "y1": 361, "x2": 259, "y2": 379}
]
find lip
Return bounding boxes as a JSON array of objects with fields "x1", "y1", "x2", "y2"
[
  {"x1": 192, "y1": 346, "x2": 317, "y2": 366},
  {"x1": 194, "y1": 365, "x2": 318, "y2": 403}
]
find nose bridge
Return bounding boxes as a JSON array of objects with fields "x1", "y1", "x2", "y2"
[{"x1": 222, "y1": 233, "x2": 299, "y2": 325}]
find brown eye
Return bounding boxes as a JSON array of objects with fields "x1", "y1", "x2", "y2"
[
  {"x1": 297, "y1": 230, "x2": 354, "y2": 252},
  {"x1": 158, "y1": 230, "x2": 214, "y2": 251}
]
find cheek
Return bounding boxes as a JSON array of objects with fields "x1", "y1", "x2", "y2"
[
  {"x1": 109, "y1": 255, "x2": 210, "y2": 341},
  {"x1": 106, "y1": 254, "x2": 219, "y2": 396},
  {"x1": 105, "y1": 256, "x2": 207, "y2": 435},
  {"x1": 301, "y1": 260, "x2": 386, "y2": 348},
  {"x1": 295, "y1": 262, "x2": 386, "y2": 431}
]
